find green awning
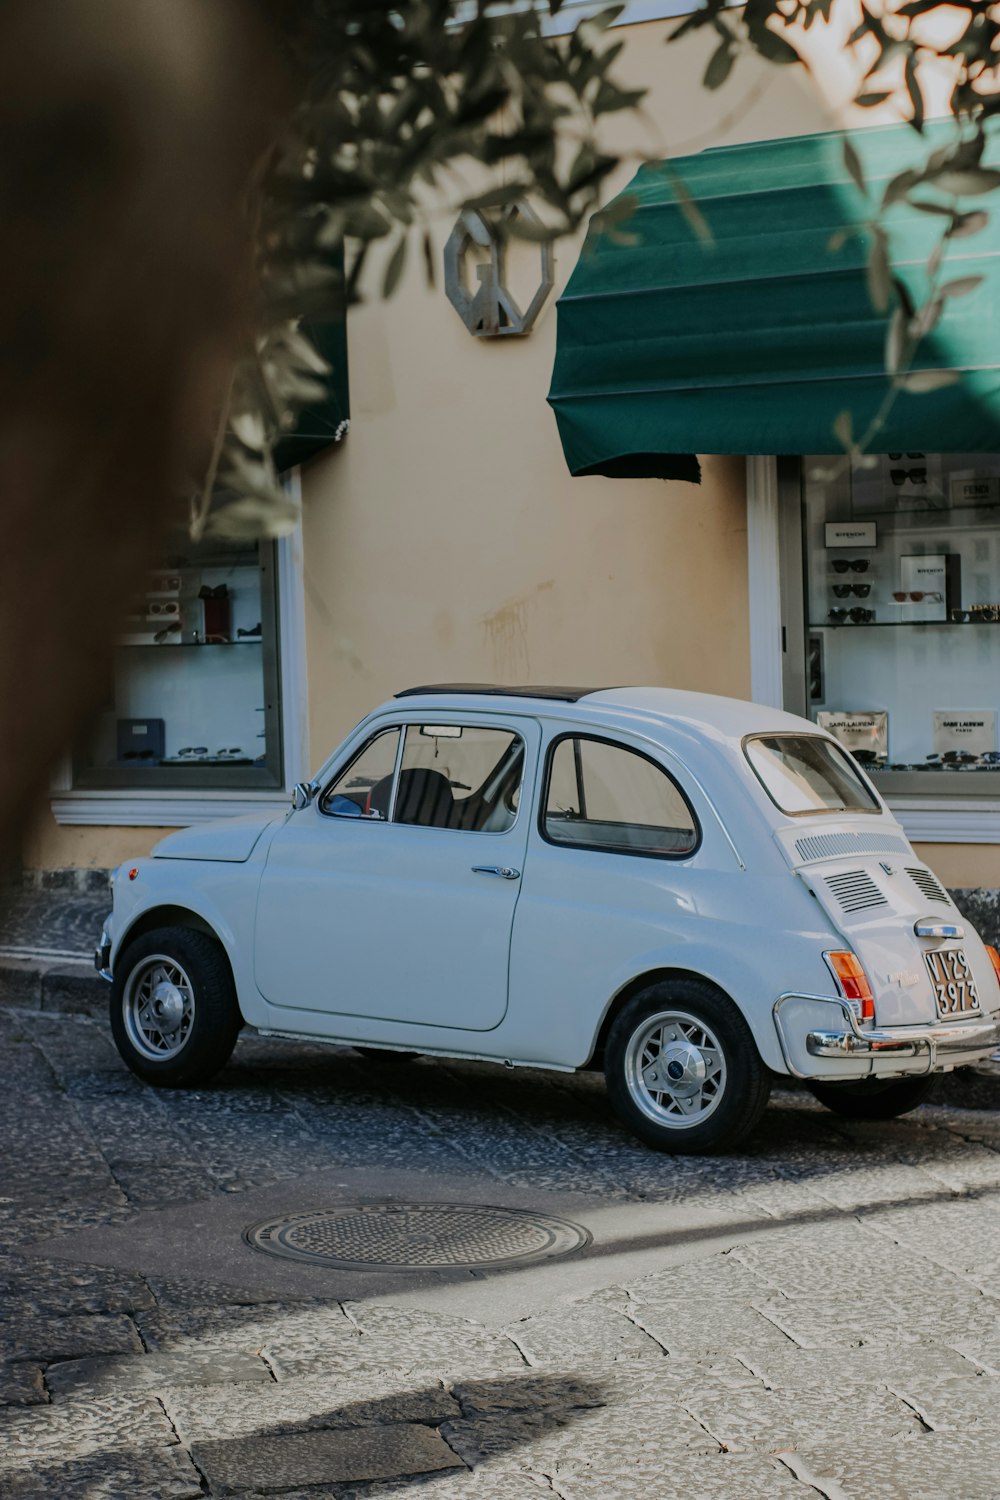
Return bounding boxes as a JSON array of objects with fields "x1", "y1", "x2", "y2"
[
  {"x1": 275, "y1": 315, "x2": 349, "y2": 473},
  {"x1": 548, "y1": 123, "x2": 1000, "y2": 483}
]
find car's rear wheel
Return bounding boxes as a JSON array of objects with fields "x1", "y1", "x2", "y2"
[
  {"x1": 604, "y1": 979, "x2": 771, "y2": 1154},
  {"x1": 807, "y1": 1075, "x2": 936, "y2": 1119},
  {"x1": 110, "y1": 926, "x2": 241, "y2": 1087}
]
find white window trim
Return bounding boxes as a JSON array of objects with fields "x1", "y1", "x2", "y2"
[
  {"x1": 745, "y1": 455, "x2": 1000, "y2": 846},
  {"x1": 51, "y1": 473, "x2": 309, "y2": 828}
]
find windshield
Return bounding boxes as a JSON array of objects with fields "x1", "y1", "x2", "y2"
[{"x1": 744, "y1": 734, "x2": 880, "y2": 816}]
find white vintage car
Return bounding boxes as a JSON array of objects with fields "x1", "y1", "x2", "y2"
[{"x1": 97, "y1": 685, "x2": 1000, "y2": 1153}]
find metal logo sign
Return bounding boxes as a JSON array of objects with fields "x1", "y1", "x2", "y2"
[{"x1": 444, "y1": 200, "x2": 554, "y2": 338}]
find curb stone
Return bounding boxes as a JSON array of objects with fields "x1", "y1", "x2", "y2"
[{"x1": 0, "y1": 959, "x2": 106, "y2": 1018}]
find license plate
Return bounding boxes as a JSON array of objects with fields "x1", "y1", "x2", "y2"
[{"x1": 925, "y1": 949, "x2": 981, "y2": 1017}]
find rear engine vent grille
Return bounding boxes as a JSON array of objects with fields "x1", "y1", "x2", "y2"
[
  {"x1": 824, "y1": 870, "x2": 890, "y2": 914},
  {"x1": 906, "y1": 866, "x2": 950, "y2": 905},
  {"x1": 795, "y1": 832, "x2": 909, "y2": 864}
]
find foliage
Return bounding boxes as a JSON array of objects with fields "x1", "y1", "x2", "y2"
[{"x1": 202, "y1": 0, "x2": 645, "y2": 536}]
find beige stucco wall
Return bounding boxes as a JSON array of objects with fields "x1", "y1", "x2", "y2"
[{"x1": 22, "y1": 813, "x2": 172, "y2": 871}]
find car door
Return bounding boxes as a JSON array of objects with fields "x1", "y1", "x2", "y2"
[{"x1": 253, "y1": 713, "x2": 539, "y2": 1031}]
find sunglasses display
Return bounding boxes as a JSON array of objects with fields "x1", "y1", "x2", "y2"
[
  {"x1": 890, "y1": 467, "x2": 927, "y2": 486},
  {"x1": 830, "y1": 558, "x2": 870, "y2": 573},
  {"x1": 892, "y1": 590, "x2": 942, "y2": 603},
  {"x1": 832, "y1": 583, "x2": 870, "y2": 598}
]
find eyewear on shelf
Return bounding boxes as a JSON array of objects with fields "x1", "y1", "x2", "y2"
[
  {"x1": 832, "y1": 583, "x2": 870, "y2": 597},
  {"x1": 888, "y1": 452, "x2": 925, "y2": 460},
  {"x1": 178, "y1": 746, "x2": 208, "y2": 757},
  {"x1": 198, "y1": 584, "x2": 229, "y2": 599},
  {"x1": 890, "y1": 467, "x2": 927, "y2": 486},
  {"x1": 970, "y1": 604, "x2": 1000, "y2": 621},
  {"x1": 148, "y1": 601, "x2": 180, "y2": 616},
  {"x1": 852, "y1": 749, "x2": 880, "y2": 764},
  {"x1": 831, "y1": 558, "x2": 869, "y2": 573},
  {"x1": 927, "y1": 751, "x2": 979, "y2": 764},
  {"x1": 951, "y1": 609, "x2": 971, "y2": 622},
  {"x1": 892, "y1": 591, "x2": 942, "y2": 602},
  {"x1": 216, "y1": 748, "x2": 244, "y2": 758},
  {"x1": 849, "y1": 607, "x2": 874, "y2": 622}
]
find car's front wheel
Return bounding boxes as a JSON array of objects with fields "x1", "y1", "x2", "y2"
[
  {"x1": 110, "y1": 926, "x2": 241, "y2": 1087},
  {"x1": 604, "y1": 978, "x2": 771, "y2": 1154},
  {"x1": 806, "y1": 1075, "x2": 936, "y2": 1119}
]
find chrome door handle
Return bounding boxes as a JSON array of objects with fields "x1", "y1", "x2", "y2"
[{"x1": 472, "y1": 865, "x2": 520, "y2": 880}]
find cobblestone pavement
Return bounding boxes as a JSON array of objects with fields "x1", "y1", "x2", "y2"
[
  {"x1": 0, "y1": 887, "x2": 109, "y2": 959},
  {"x1": 7, "y1": 1006, "x2": 1000, "y2": 1498}
]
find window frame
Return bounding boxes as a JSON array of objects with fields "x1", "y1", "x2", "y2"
[
  {"x1": 742, "y1": 731, "x2": 882, "y2": 819},
  {"x1": 319, "y1": 719, "x2": 528, "y2": 835},
  {"x1": 538, "y1": 731, "x2": 702, "y2": 861}
]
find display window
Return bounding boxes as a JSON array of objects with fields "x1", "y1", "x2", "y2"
[
  {"x1": 73, "y1": 533, "x2": 283, "y2": 789},
  {"x1": 802, "y1": 452, "x2": 1000, "y2": 795}
]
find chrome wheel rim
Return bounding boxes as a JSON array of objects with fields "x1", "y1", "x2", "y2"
[
  {"x1": 624, "y1": 1009, "x2": 727, "y2": 1130},
  {"x1": 123, "y1": 954, "x2": 195, "y2": 1062}
]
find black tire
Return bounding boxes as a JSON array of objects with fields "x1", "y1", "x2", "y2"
[
  {"x1": 604, "y1": 978, "x2": 771, "y2": 1154},
  {"x1": 110, "y1": 926, "x2": 242, "y2": 1088},
  {"x1": 807, "y1": 1074, "x2": 936, "y2": 1120}
]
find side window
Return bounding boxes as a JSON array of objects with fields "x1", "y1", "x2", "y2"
[
  {"x1": 543, "y1": 736, "x2": 698, "y2": 857},
  {"x1": 320, "y1": 729, "x2": 400, "y2": 819},
  {"x1": 394, "y1": 724, "x2": 524, "y2": 832}
]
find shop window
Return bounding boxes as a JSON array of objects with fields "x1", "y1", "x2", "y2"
[
  {"x1": 542, "y1": 735, "x2": 698, "y2": 855},
  {"x1": 73, "y1": 533, "x2": 283, "y2": 790},
  {"x1": 802, "y1": 453, "x2": 1000, "y2": 793}
]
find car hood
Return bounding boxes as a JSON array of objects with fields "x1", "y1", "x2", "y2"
[{"x1": 152, "y1": 812, "x2": 281, "y2": 863}]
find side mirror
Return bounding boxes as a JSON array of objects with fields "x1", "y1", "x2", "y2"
[{"x1": 291, "y1": 781, "x2": 317, "y2": 811}]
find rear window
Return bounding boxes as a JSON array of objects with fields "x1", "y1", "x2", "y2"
[{"x1": 744, "y1": 735, "x2": 880, "y2": 816}]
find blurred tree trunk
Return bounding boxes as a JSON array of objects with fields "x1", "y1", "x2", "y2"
[{"x1": 0, "y1": 0, "x2": 280, "y2": 867}]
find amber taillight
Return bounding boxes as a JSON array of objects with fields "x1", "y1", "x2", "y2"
[
  {"x1": 826, "y1": 950, "x2": 875, "y2": 1022},
  {"x1": 986, "y1": 946, "x2": 1000, "y2": 988}
]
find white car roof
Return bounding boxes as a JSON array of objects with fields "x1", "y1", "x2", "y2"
[{"x1": 392, "y1": 684, "x2": 817, "y2": 746}]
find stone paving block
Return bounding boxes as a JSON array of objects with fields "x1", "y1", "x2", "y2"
[
  {"x1": 0, "y1": 1445, "x2": 205, "y2": 1500},
  {"x1": 340, "y1": 1305, "x2": 525, "y2": 1381},
  {"x1": 791, "y1": 1431, "x2": 1000, "y2": 1500},
  {"x1": 144, "y1": 1274, "x2": 313, "y2": 1309},
  {"x1": 627, "y1": 1294, "x2": 796, "y2": 1359},
  {"x1": 0, "y1": 1392, "x2": 179, "y2": 1471},
  {"x1": 332, "y1": 1476, "x2": 553, "y2": 1500},
  {"x1": 0, "y1": 1260, "x2": 154, "y2": 1317},
  {"x1": 1, "y1": 1312, "x2": 142, "y2": 1363},
  {"x1": 136, "y1": 1301, "x2": 360, "y2": 1361},
  {"x1": 622, "y1": 1250, "x2": 771, "y2": 1305},
  {"x1": 192, "y1": 1423, "x2": 466, "y2": 1492},
  {"x1": 0, "y1": 959, "x2": 42, "y2": 1009},
  {"x1": 40, "y1": 965, "x2": 106, "y2": 1016},
  {"x1": 505, "y1": 1299, "x2": 662, "y2": 1367},
  {"x1": 164, "y1": 1371, "x2": 461, "y2": 1444},
  {"x1": 685, "y1": 1380, "x2": 921, "y2": 1453},
  {"x1": 743, "y1": 1342, "x2": 980, "y2": 1396},
  {"x1": 108, "y1": 1158, "x2": 221, "y2": 1207},
  {"x1": 45, "y1": 1347, "x2": 272, "y2": 1399},
  {"x1": 551, "y1": 1452, "x2": 813, "y2": 1500},
  {"x1": 0, "y1": 1362, "x2": 45, "y2": 1405}
]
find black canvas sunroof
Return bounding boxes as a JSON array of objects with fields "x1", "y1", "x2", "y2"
[{"x1": 395, "y1": 683, "x2": 605, "y2": 703}]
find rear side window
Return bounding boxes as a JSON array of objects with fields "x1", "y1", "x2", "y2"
[
  {"x1": 745, "y1": 734, "x2": 879, "y2": 815},
  {"x1": 542, "y1": 735, "x2": 698, "y2": 857}
]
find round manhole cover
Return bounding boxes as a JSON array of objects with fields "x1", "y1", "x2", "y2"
[{"x1": 244, "y1": 1201, "x2": 591, "y2": 1270}]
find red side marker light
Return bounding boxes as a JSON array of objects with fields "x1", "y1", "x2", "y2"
[
  {"x1": 827, "y1": 950, "x2": 875, "y2": 1021},
  {"x1": 128, "y1": 867, "x2": 139, "y2": 881}
]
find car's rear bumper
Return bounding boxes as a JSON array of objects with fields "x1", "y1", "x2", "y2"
[{"x1": 773, "y1": 992, "x2": 1000, "y2": 1079}]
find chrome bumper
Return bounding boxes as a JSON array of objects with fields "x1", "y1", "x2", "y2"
[
  {"x1": 806, "y1": 1014, "x2": 1000, "y2": 1066},
  {"x1": 774, "y1": 992, "x2": 1000, "y2": 1078},
  {"x1": 94, "y1": 924, "x2": 112, "y2": 983}
]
